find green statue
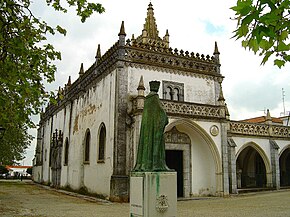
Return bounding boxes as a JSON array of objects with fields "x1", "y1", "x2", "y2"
[{"x1": 133, "y1": 81, "x2": 171, "y2": 172}]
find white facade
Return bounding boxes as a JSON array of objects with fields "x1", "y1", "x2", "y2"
[{"x1": 33, "y1": 3, "x2": 290, "y2": 201}]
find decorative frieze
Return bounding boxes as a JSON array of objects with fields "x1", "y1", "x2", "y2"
[
  {"x1": 272, "y1": 125, "x2": 290, "y2": 137},
  {"x1": 161, "y1": 100, "x2": 223, "y2": 119},
  {"x1": 229, "y1": 121, "x2": 269, "y2": 136},
  {"x1": 124, "y1": 45, "x2": 219, "y2": 76},
  {"x1": 229, "y1": 121, "x2": 290, "y2": 138},
  {"x1": 132, "y1": 98, "x2": 225, "y2": 119}
]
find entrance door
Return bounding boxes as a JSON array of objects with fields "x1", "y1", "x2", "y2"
[{"x1": 166, "y1": 150, "x2": 184, "y2": 197}]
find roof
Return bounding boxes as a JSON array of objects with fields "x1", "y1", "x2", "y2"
[
  {"x1": 6, "y1": 165, "x2": 32, "y2": 170},
  {"x1": 240, "y1": 116, "x2": 283, "y2": 124}
]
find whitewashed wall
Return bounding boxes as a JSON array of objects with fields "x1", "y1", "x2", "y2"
[{"x1": 127, "y1": 67, "x2": 217, "y2": 105}]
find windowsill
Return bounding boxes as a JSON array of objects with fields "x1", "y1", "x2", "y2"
[
  {"x1": 97, "y1": 160, "x2": 105, "y2": 164},
  {"x1": 83, "y1": 161, "x2": 90, "y2": 165}
]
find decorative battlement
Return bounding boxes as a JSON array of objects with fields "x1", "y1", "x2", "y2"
[
  {"x1": 229, "y1": 121, "x2": 290, "y2": 138},
  {"x1": 124, "y1": 40, "x2": 219, "y2": 75}
]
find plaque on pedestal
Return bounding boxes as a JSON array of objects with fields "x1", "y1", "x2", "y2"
[{"x1": 130, "y1": 171, "x2": 177, "y2": 217}]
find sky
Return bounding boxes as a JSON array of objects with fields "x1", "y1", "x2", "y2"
[{"x1": 22, "y1": 0, "x2": 290, "y2": 165}]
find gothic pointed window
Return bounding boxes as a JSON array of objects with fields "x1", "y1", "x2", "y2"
[
  {"x1": 84, "y1": 129, "x2": 91, "y2": 163},
  {"x1": 162, "y1": 81, "x2": 184, "y2": 101},
  {"x1": 98, "y1": 123, "x2": 106, "y2": 162},
  {"x1": 64, "y1": 137, "x2": 69, "y2": 166}
]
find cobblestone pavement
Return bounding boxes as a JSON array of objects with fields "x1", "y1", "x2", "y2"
[{"x1": 1, "y1": 180, "x2": 290, "y2": 217}]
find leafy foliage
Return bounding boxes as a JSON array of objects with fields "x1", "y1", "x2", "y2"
[
  {"x1": 0, "y1": 165, "x2": 9, "y2": 174},
  {"x1": 0, "y1": 124, "x2": 32, "y2": 165},
  {"x1": 231, "y1": 0, "x2": 290, "y2": 68},
  {"x1": 0, "y1": 0, "x2": 104, "y2": 164},
  {"x1": 26, "y1": 167, "x2": 32, "y2": 175}
]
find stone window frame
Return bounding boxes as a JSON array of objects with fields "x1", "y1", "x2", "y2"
[
  {"x1": 162, "y1": 80, "x2": 184, "y2": 101},
  {"x1": 97, "y1": 123, "x2": 106, "y2": 163},
  {"x1": 84, "y1": 129, "x2": 91, "y2": 164},
  {"x1": 64, "y1": 137, "x2": 69, "y2": 166}
]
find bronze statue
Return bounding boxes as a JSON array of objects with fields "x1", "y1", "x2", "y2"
[{"x1": 133, "y1": 81, "x2": 171, "y2": 172}]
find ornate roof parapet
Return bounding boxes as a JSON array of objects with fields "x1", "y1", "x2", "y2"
[
  {"x1": 95, "y1": 44, "x2": 101, "y2": 64},
  {"x1": 118, "y1": 21, "x2": 126, "y2": 46},
  {"x1": 40, "y1": 39, "x2": 121, "y2": 122},
  {"x1": 213, "y1": 41, "x2": 221, "y2": 74},
  {"x1": 124, "y1": 39, "x2": 219, "y2": 76},
  {"x1": 135, "y1": 2, "x2": 169, "y2": 48},
  {"x1": 67, "y1": 76, "x2": 71, "y2": 87},
  {"x1": 229, "y1": 120, "x2": 290, "y2": 138},
  {"x1": 79, "y1": 63, "x2": 84, "y2": 76}
]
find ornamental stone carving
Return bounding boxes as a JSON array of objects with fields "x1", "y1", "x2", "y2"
[
  {"x1": 165, "y1": 127, "x2": 191, "y2": 144},
  {"x1": 210, "y1": 125, "x2": 219, "y2": 136},
  {"x1": 161, "y1": 100, "x2": 222, "y2": 119},
  {"x1": 156, "y1": 194, "x2": 169, "y2": 213},
  {"x1": 229, "y1": 121, "x2": 290, "y2": 138}
]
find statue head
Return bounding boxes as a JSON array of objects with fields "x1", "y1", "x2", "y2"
[{"x1": 149, "y1": 81, "x2": 160, "y2": 93}]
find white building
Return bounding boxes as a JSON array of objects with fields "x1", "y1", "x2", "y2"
[{"x1": 33, "y1": 3, "x2": 290, "y2": 201}]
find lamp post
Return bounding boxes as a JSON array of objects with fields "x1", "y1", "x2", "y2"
[{"x1": 0, "y1": 127, "x2": 6, "y2": 139}]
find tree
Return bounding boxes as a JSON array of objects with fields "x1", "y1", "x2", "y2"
[
  {"x1": 231, "y1": 0, "x2": 290, "y2": 68},
  {"x1": 26, "y1": 167, "x2": 32, "y2": 175},
  {"x1": 0, "y1": 124, "x2": 32, "y2": 165},
  {"x1": 0, "y1": 165, "x2": 9, "y2": 175},
  {"x1": 0, "y1": 0, "x2": 104, "y2": 164}
]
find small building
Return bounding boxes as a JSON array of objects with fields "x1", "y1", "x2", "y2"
[
  {"x1": 33, "y1": 3, "x2": 290, "y2": 201},
  {"x1": 6, "y1": 165, "x2": 32, "y2": 178}
]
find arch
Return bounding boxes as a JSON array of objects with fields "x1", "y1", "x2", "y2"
[
  {"x1": 236, "y1": 142, "x2": 271, "y2": 173},
  {"x1": 279, "y1": 144, "x2": 290, "y2": 157},
  {"x1": 166, "y1": 119, "x2": 222, "y2": 173},
  {"x1": 236, "y1": 142, "x2": 271, "y2": 188},
  {"x1": 98, "y1": 123, "x2": 106, "y2": 162},
  {"x1": 165, "y1": 118, "x2": 222, "y2": 196},
  {"x1": 84, "y1": 129, "x2": 91, "y2": 162},
  {"x1": 64, "y1": 137, "x2": 69, "y2": 166},
  {"x1": 279, "y1": 144, "x2": 290, "y2": 186}
]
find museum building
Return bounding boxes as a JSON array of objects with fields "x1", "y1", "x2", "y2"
[{"x1": 33, "y1": 3, "x2": 290, "y2": 201}]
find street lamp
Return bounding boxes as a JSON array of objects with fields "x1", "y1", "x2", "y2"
[{"x1": 0, "y1": 127, "x2": 6, "y2": 139}]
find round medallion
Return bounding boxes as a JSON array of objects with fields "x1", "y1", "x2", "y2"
[{"x1": 210, "y1": 125, "x2": 219, "y2": 136}]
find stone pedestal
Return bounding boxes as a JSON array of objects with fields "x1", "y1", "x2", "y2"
[{"x1": 130, "y1": 172, "x2": 177, "y2": 217}]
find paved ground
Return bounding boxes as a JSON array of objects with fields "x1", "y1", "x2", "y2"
[{"x1": 0, "y1": 180, "x2": 290, "y2": 217}]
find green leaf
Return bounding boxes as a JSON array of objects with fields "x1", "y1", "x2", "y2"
[
  {"x1": 274, "y1": 59, "x2": 285, "y2": 68},
  {"x1": 277, "y1": 41, "x2": 289, "y2": 52},
  {"x1": 261, "y1": 51, "x2": 274, "y2": 64},
  {"x1": 56, "y1": 25, "x2": 67, "y2": 36}
]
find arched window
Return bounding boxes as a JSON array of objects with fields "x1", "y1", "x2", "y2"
[
  {"x1": 64, "y1": 137, "x2": 69, "y2": 166},
  {"x1": 84, "y1": 129, "x2": 91, "y2": 163},
  {"x1": 162, "y1": 81, "x2": 184, "y2": 101},
  {"x1": 98, "y1": 123, "x2": 106, "y2": 162},
  {"x1": 173, "y1": 88, "x2": 179, "y2": 101},
  {"x1": 165, "y1": 87, "x2": 173, "y2": 100}
]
